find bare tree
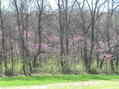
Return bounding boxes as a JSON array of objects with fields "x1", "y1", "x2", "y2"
[
  {"x1": 12, "y1": 0, "x2": 32, "y2": 76},
  {"x1": 0, "y1": 0, "x2": 7, "y2": 75},
  {"x1": 32, "y1": 0, "x2": 45, "y2": 67}
]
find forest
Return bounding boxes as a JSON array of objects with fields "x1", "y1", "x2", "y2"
[{"x1": 0, "y1": 0, "x2": 119, "y2": 77}]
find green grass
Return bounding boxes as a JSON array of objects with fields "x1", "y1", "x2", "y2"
[{"x1": 0, "y1": 74, "x2": 119, "y2": 87}]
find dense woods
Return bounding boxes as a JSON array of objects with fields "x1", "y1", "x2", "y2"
[{"x1": 0, "y1": 0, "x2": 119, "y2": 76}]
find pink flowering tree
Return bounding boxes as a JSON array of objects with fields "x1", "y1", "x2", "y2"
[
  {"x1": 96, "y1": 48, "x2": 104, "y2": 53},
  {"x1": 24, "y1": 31, "x2": 33, "y2": 38},
  {"x1": 46, "y1": 35, "x2": 60, "y2": 50},
  {"x1": 70, "y1": 34, "x2": 84, "y2": 55},
  {"x1": 72, "y1": 35, "x2": 84, "y2": 41},
  {"x1": 32, "y1": 43, "x2": 49, "y2": 50},
  {"x1": 103, "y1": 53, "x2": 113, "y2": 61},
  {"x1": 47, "y1": 35, "x2": 59, "y2": 42}
]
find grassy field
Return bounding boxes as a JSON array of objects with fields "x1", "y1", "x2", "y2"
[
  {"x1": 0, "y1": 74, "x2": 119, "y2": 87},
  {"x1": 47, "y1": 80, "x2": 119, "y2": 89},
  {"x1": 1, "y1": 80, "x2": 119, "y2": 89}
]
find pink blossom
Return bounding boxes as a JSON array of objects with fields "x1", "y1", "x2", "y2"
[
  {"x1": 47, "y1": 35, "x2": 59, "y2": 41},
  {"x1": 24, "y1": 31, "x2": 33, "y2": 38},
  {"x1": 27, "y1": 32, "x2": 32, "y2": 37},
  {"x1": 104, "y1": 53, "x2": 113, "y2": 58},
  {"x1": 32, "y1": 44, "x2": 39, "y2": 49},
  {"x1": 40, "y1": 43, "x2": 48, "y2": 49},
  {"x1": 72, "y1": 35, "x2": 84, "y2": 41},
  {"x1": 104, "y1": 53, "x2": 113, "y2": 60},
  {"x1": 32, "y1": 43, "x2": 48, "y2": 49},
  {"x1": 99, "y1": 41, "x2": 105, "y2": 46},
  {"x1": 96, "y1": 48, "x2": 104, "y2": 52}
]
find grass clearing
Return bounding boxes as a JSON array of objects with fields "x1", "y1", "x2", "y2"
[
  {"x1": 47, "y1": 80, "x2": 119, "y2": 89},
  {"x1": 0, "y1": 80, "x2": 119, "y2": 89},
  {"x1": 0, "y1": 74, "x2": 119, "y2": 87}
]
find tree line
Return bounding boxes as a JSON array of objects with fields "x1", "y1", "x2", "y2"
[{"x1": 0, "y1": 0, "x2": 119, "y2": 76}]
